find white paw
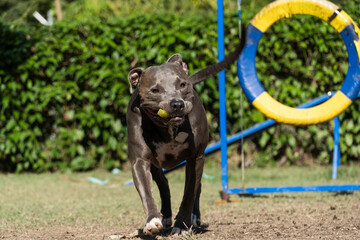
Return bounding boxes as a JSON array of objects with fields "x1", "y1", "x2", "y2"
[
  {"x1": 171, "y1": 227, "x2": 183, "y2": 235},
  {"x1": 143, "y1": 217, "x2": 162, "y2": 236},
  {"x1": 191, "y1": 213, "x2": 201, "y2": 227},
  {"x1": 171, "y1": 227, "x2": 193, "y2": 236},
  {"x1": 162, "y1": 217, "x2": 172, "y2": 229}
]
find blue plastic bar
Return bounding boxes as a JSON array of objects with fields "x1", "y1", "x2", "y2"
[
  {"x1": 206, "y1": 119, "x2": 276, "y2": 154},
  {"x1": 227, "y1": 185, "x2": 360, "y2": 194},
  {"x1": 332, "y1": 116, "x2": 340, "y2": 180},
  {"x1": 297, "y1": 94, "x2": 330, "y2": 108},
  {"x1": 217, "y1": 0, "x2": 229, "y2": 193}
]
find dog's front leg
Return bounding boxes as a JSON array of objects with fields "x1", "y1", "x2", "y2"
[
  {"x1": 172, "y1": 153, "x2": 205, "y2": 234},
  {"x1": 151, "y1": 164, "x2": 172, "y2": 229},
  {"x1": 132, "y1": 159, "x2": 163, "y2": 236}
]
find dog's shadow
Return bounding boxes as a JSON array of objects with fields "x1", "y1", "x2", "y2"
[{"x1": 134, "y1": 223, "x2": 210, "y2": 239}]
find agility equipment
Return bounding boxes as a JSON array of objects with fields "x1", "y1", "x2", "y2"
[
  {"x1": 237, "y1": 0, "x2": 360, "y2": 125},
  {"x1": 216, "y1": 0, "x2": 360, "y2": 197}
]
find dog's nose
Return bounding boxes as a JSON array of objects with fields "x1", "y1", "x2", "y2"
[{"x1": 170, "y1": 99, "x2": 185, "y2": 112}]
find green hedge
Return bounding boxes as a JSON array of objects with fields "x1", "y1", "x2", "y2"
[{"x1": 1, "y1": 2, "x2": 359, "y2": 172}]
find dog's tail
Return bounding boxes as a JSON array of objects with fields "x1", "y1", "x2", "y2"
[{"x1": 189, "y1": 26, "x2": 246, "y2": 86}]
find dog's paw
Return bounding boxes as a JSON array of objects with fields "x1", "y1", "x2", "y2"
[
  {"x1": 143, "y1": 218, "x2": 163, "y2": 236},
  {"x1": 171, "y1": 227, "x2": 193, "y2": 236},
  {"x1": 162, "y1": 217, "x2": 172, "y2": 229},
  {"x1": 171, "y1": 227, "x2": 184, "y2": 235},
  {"x1": 191, "y1": 213, "x2": 201, "y2": 227}
]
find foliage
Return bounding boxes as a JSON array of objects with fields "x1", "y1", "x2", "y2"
[
  {"x1": 1, "y1": 19, "x2": 131, "y2": 172},
  {"x1": 0, "y1": 22, "x2": 33, "y2": 72},
  {"x1": 0, "y1": 0, "x2": 56, "y2": 29},
  {"x1": 0, "y1": 1, "x2": 359, "y2": 172},
  {"x1": 0, "y1": 0, "x2": 270, "y2": 29}
]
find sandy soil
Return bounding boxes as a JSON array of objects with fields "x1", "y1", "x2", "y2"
[{"x1": 3, "y1": 191, "x2": 359, "y2": 240}]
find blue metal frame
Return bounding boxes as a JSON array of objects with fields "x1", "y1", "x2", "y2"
[
  {"x1": 217, "y1": 0, "x2": 229, "y2": 193},
  {"x1": 226, "y1": 185, "x2": 360, "y2": 194},
  {"x1": 332, "y1": 116, "x2": 341, "y2": 180},
  {"x1": 216, "y1": 0, "x2": 360, "y2": 195},
  {"x1": 214, "y1": 92, "x2": 360, "y2": 194}
]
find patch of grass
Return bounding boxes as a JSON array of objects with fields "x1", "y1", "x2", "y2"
[
  {"x1": 1, "y1": 163, "x2": 359, "y2": 235},
  {"x1": 0, "y1": 170, "x2": 143, "y2": 229},
  {"x1": 203, "y1": 160, "x2": 360, "y2": 187}
]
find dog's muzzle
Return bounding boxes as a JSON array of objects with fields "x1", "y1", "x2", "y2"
[{"x1": 170, "y1": 99, "x2": 185, "y2": 113}]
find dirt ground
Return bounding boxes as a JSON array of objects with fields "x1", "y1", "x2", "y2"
[
  {"x1": 2, "y1": 165, "x2": 360, "y2": 240},
  {"x1": 3, "y1": 191, "x2": 359, "y2": 240}
]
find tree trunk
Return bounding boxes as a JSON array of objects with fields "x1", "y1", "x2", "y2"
[{"x1": 55, "y1": 0, "x2": 63, "y2": 20}]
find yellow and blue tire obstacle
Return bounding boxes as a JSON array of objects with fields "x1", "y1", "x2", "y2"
[
  {"x1": 217, "y1": 0, "x2": 360, "y2": 195},
  {"x1": 238, "y1": 0, "x2": 360, "y2": 125}
]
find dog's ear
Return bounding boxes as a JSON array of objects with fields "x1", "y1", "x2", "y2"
[
  {"x1": 128, "y1": 68, "x2": 144, "y2": 93},
  {"x1": 167, "y1": 54, "x2": 188, "y2": 75}
]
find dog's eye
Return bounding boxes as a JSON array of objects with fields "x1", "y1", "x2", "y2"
[
  {"x1": 151, "y1": 88, "x2": 159, "y2": 94},
  {"x1": 180, "y1": 82, "x2": 186, "y2": 88}
]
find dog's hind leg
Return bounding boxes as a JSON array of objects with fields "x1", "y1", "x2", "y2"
[
  {"x1": 151, "y1": 164, "x2": 172, "y2": 229},
  {"x1": 172, "y1": 154, "x2": 205, "y2": 234},
  {"x1": 191, "y1": 186, "x2": 201, "y2": 227}
]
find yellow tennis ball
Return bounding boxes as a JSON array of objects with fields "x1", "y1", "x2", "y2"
[{"x1": 157, "y1": 109, "x2": 171, "y2": 118}]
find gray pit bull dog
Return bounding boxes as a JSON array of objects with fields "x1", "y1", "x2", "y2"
[{"x1": 126, "y1": 30, "x2": 246, "y2": 236}]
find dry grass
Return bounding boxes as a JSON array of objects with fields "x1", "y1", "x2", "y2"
[{"x1": 1, "y1": 162, "x2": 360, "y2": 239}]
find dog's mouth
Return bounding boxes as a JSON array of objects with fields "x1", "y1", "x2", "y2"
[
  {"x1": 146, "y1": 108, "x2": 184, "y2": 122},
  {"x1": 146, "y1": 108, "x2": 159, "y2": 116}
]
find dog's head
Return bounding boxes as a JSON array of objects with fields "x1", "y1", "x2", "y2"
[{"x1": 128, "y1": 54, "x2": 194, "y2": 126}]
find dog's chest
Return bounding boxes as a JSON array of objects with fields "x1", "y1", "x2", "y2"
[{"x1": 151, "y1": 132, "x2": 190, "y2": 169}]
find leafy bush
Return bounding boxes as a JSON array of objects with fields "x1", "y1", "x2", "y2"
[{"x1": 0, "y1": 1, "x2": 359, "y2": 172}]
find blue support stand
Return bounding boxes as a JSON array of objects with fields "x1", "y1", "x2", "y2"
[
  {"x1": 217, "y1": 0, "x2": 229, "y2": 193},
  {"x1": 216, "y1": 0, "x2": 360, "y2": 197},
  {"x1": 332, "y1": 116, "x2": 341, "y2": 180}
]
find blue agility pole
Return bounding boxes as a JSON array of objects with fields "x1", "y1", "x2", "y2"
[
  {"x1": 217, "y1": 0, "x2": 229, "y2": 193},
  {"x1": 332, "y1": 116, "x2": 341, "y2": 180},
  {"x1": 226, "y1": 185, "x2": 360, "y2": 195}
]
